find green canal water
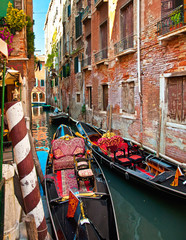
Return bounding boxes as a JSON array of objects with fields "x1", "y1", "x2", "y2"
[{"x1": 31, "y1": 106, "x2": 186, "y2": 240}]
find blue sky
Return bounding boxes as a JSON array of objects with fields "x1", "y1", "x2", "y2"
[{"x1": 33, "y1": 0, "x2": 51, "y2": 55}]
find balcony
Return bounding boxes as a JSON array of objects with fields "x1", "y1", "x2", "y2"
[
  {"x1": 82, "y1": 56, "x2": 92, "y2": 70},
  {"x1": 157, "y1": 5, "x2": 186, "y2": 38},
  {"x1": 94, "y1": 48, "x2": 108, "y2": 64},
  {"x1": 82, "y1": 6, "x2": 91, "y2": 23},
  {"x1": 114, "y1": 35, "x2": 136, "y2": 57},
  {"x1": 94, "y1": 0, "x2": 108, "y2": 9}
]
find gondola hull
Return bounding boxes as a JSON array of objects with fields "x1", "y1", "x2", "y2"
[
  {"x1": 45, "y1": 124, "x2": 119, "y2": 240},
  {"x1": 76, "y1": 122, "x2": 186, "y2": 201}
]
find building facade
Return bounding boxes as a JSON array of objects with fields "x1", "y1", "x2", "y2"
[
  {"x1": 0, "y1": 0, "x2": 35, "y2": 123},
  {"x1": 45, "y1": 0, "x2": 186, "y2": 163},
  {"x1": 32, "y1": 55, "x2": 46, "y2": 104}
]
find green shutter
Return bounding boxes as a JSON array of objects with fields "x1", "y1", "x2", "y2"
[
  {"x1": 74, "y1": 56, "x2": 78, "y2": 73},
  {"x1": 0, "y1": 0, "x2": 13, "y2": 18}
]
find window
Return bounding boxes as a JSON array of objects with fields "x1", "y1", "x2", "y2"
[
  {"x1": 86, "y1": 34, "x2": 91, "y2": 65},
  {"x1": 87, "y1": 86, "x2": 92, "y2": 109},
  {"x1": 122, "y1": 81, "x2": 135, "y2": 114},
  {"x1": 33, "y1": 93, "x2": 37, "y2": 99},
  {"x1": 74, "y1": 56, "x2": 81, "y2": 74},
  {"x1": 39, "y1": 93, "x2": 43, "y2": 99},
  {"x1": 161, "y1": 0, "x2": 183, "y2": 18},
  {"x1": 35, "y1": 78, "x2": 38, "y2": 87},
  {"x1": 55, "y1": 77, "x2": 58, "y2": 86},
  {"x1": 40, "y1": 79, "x2": 44, "y2": 87},
  {"x1": 51, "y1": 80, "x2": 54, "y2": 87},
  {"x1": 77, "y1": 93, "x2": 80, "y2": 103},
  {"x1": 63, "y1": 63, "x2": 70, "y2": 78},
  {"x1": 68, "y1": 4, "x2": 71, "y2": 17},
  {"x1": 75, "y1": 13, "x2": 83, "y2": 39},
  {"x1": 102, "y1": 84, "x2": 108, "y2": 111},
  {"x1": 100, "y1": 21, "x2": 107, "y2": 57},
  {"x1": 167, "y1": 77, "x2": 186, "y2": 124},
  {"x1": 120, "y1": 1, "x2": 133, "y2": 40}
]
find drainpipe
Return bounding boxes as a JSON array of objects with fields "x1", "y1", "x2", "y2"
[{"x1": 137, "y1": 0, "x2": 143, "y2": 142}]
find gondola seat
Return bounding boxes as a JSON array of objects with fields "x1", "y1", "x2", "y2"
[
  {"x1": 75, "y1": 158, "x2": 95, "y2": 189},
  {"x1": 114, "y1": 149, "x2": 131, "y2": 166},
  {"x1": 128, "y1": 154, "x2": 144, "y2": 164},
  {"x1": 52, "y1": 137, "x2": 85, "y2": 172},
  {"x1": 74, "y1": 157, "x2": 89, "y2": 171}
]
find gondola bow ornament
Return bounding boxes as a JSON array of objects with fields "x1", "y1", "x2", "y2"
[
  {"x1": 66, "y1": 190, "x2": 79, "y2": 218},
  {"x1": 171, "y1": 167, "x2": 183, "y2": 187}
]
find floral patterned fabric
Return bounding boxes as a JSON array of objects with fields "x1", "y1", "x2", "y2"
[
  {"x1": 53, "y1": 148, "x2": 65, "y2": 159},
  {"x1": 53, "y1": 156, "x2": 74, "y2": 171},
  {"x1": 52, "y1": 137, "x2": 85, "y2": 171},
  {"x1": 98, "y1": 135, "x2": 124, "y2": 153},
  {"x1": 78, "y1": 169, "x2": 94, "y2": 177}
]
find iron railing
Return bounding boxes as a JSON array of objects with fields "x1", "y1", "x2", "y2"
[
  {"x1": 82, "y1": 56, "x2": 91, "y2": 68},
  {"x1": 94, "y1": 48, "x2": 108, "y2": 63},
  {"x1": 82, "y1": 6, "x2": 91, "y2": 21},
  {"x1": 114, "y1": 34, "x2": 134, "y2": 55},
  {"x1": 157, "y1": 5, "x2": 185, "y2": 36}
]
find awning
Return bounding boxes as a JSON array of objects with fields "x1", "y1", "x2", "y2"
[
  {"x1": 0, "y1": 39, "x2": 8, "y2": 60},
  {"x1": 0, "y1": 69, "x2": 22, "y2": 86}
]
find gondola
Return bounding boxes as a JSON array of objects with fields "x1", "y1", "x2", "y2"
[
  {"x1": 45, "y1": 124, "x2": 119, "y2": 240},
  {"x1": 49, "y1": 111, "x2": 69, "y2": 124},
  {"x1": 76, "y1": 121, "x2": 186, "y2": 201}
]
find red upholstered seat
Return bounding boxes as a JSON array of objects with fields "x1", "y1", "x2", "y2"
[{"x1": 98, "y1": 135, "x2": 124, "y2": 154}]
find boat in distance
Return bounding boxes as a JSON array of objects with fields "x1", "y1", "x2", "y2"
[
  {"x1": 76, "y1": 121, "x2": 186, "y2": 201},
  {"x1": 45, "y1": 124, "x2": 119, "y2": 239}
]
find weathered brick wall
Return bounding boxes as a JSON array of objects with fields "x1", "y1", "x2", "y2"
[{"x1": 81, "y1": 0, "x2": 186, "y2": 162}]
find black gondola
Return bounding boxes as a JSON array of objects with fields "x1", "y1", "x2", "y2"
[
  {"x1": 76, "y1": 121, "x2": 186, "y2": 201},
  {"x1": 45, "y1": 124, "x2": 119, "y2": 240}
]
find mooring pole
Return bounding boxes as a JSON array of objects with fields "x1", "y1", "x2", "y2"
[
  {"x1": 0, "y1": 59, "x2": 6, "y2": 180},
  {"x1": 5, "y1": 101, "x2": 48, "y2": 240}
]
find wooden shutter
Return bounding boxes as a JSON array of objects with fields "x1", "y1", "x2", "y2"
[
  {"x1": 120, "y1": 1, "x2": 133, "y2": 39},
  {"x1": 100, "y1": 21, "x2": 107, "y2": 50},
  {"x1": 103, "y1": 85, "x2": 108, "y2": 111},
  {"x1": 167, "y1": 77, "x2": 185, "y2": 122},
  {"x1": 74, "y1": 56, "x2": 79, "y2": 73}
]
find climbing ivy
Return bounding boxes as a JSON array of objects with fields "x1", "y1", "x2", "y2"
[{"x1": 46, "y1": 29, "x2": 58, "y2": 69}]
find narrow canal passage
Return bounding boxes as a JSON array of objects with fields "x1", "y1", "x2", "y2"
[{"x1": 31, "y1": 106, "x2": 186, "y2": 240}]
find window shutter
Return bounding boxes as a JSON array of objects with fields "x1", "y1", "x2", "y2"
[
  {"x1": 168, "y1": 77, "x2": 182, "y2": 121},
  {"x1": 74, "y1": 56, "x2": 78, "y2": 73}
]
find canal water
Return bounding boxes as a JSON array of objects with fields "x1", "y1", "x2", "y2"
[{"x1": 31, "y1": 106, "x2": 186, "y2": 240}]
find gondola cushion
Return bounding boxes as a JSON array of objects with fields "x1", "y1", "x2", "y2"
[
  {"x1": 98, "y1": 135, "x2": 124, "y2": 153},
  {"x1": 53, "y1": 156, "x2": 74, "y2": 170},
  {"x1": 52, "y1": 137, "x2": 85, "y2": 171},
  {"x1": 78, "y1": 169, "x2": 94, "y2": 177}
]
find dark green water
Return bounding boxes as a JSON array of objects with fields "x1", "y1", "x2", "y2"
[{"x1": 32, "y1": 107, "x2": 186, "y2": 240}]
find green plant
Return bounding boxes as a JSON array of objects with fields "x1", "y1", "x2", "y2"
[
  {"x1": 46, "y1": 29, "x2": 58, "y2": 69},
  {"x1": 0, "y1": 26, "x2": 14, "y2": 55},
  {"x1": 81, "y1": 104, "x2": 86, "y2": 114},
  {"x1": 5, "y1": 2, "x2": 27, "y2": 34},
  {"x1": 26, "y1": 16, "x2": 35, "y2": 58}
]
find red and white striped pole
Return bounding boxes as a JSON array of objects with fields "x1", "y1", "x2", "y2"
[{"x1": 5, "y1": 101, "x2": 48, "y2": 240}]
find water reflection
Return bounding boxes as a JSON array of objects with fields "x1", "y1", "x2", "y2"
[
  {"x1": 32, "y1": 107, "x2": 56, "y2": 149},
  {"x1": 103, "y1": 167, "x2": 186, "y2": 240}
]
